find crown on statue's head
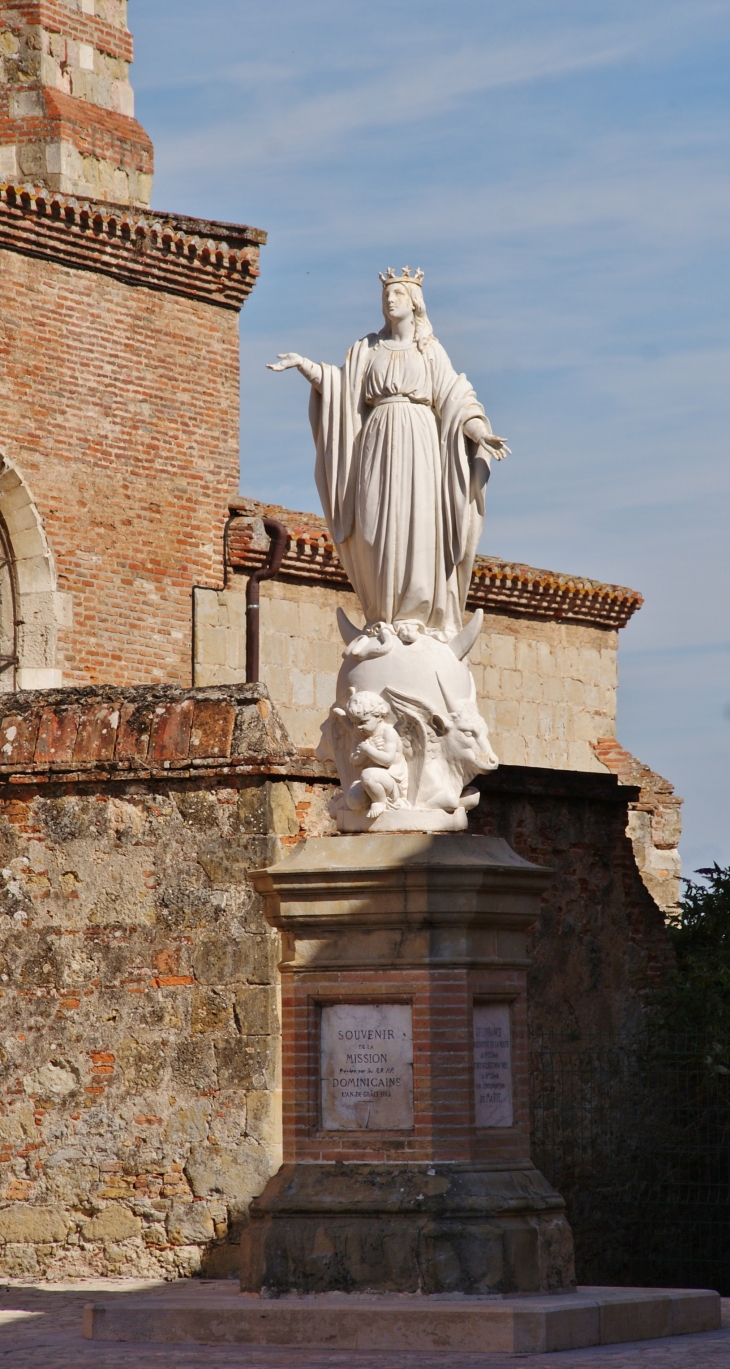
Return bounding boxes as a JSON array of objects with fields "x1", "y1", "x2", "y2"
[{"x1": 379, "y1": 265, "x2": 425, "y2": 287}]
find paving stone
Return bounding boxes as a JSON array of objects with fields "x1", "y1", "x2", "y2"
[{"x1": 1, "y1": 1283, "x2": 730, "y2": 1369}]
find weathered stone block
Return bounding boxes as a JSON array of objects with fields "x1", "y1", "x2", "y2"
[
  {"x1": 172, "y1": 1038, "x2": 217, "y2": 1091},
  {"x1": 166, "y1": 1202, "x2": 215, "y2": 1246},
  {"x1": 206, "y1": 835, "x2": 281, "y2": 887},
  {"x1": 518, "y1": 701, "x2": 539, "y2": 736},
  {"x1": 117, "y1": 1038, "x2": 167, "y2": 1091},
  {"x1": 234, "y1": 985, "x2": 279, "y2": 1038},
  {"x1": 489, "y1": 633, "x2": 516, "y2": 670},
  {"x1": 291, "y1": 670, "x2": 313, "y2": 706},
  {"x1": 162, "y1": 1102, "x2": 211, "y2": 1146},
  {"x1": 0, "y1": 1205, "x2": 67, "y2": 1244},
  {"x1": 83, "y1": 1204, "x2": 141, "y2": 1243},
  {"x1": 0, "y1": 1243, "x2": 38, "y2": 1276},
  {"x1": 191, "y1": 989, "x2": 233, "y2": 1036},
  {"x1": 192, "y1": 935, "x2": 259, "y2": 986},
  {"x1": 215, "y1": 1037, "x2": 271, "y2": 1091},
  {"x1": 184, "y1": 1142, "x2": 271, "y2": 1203},
  {"x1": 314, "y1": 672, "x2": 336, "y2": 710},
  {"x1": 495, "y1": 699, "x2": 520, "y2": 731}
]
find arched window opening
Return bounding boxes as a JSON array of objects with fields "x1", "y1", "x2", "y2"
[
  {"x1": 0, "y1": 454, "x2": 60, "y2": 691},
  {"x1": 0, "y1": 514, "x2": 18, "y2": 693}
]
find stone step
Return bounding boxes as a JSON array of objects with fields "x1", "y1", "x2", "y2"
[{"x1": 83, "y1": 1284, "x2": 720, "y2": 1354}]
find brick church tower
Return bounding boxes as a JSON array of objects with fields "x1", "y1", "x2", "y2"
[
  {"x1": 0, "y1": 0, "x2": 265, "y2": 688},
  {"x1": 0, "y1": 0, "x2": 153, "y2": 205}
]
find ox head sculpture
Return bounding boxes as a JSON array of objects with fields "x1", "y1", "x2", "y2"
[{"x1": 433, "y1": 678, "x2": 499, "y2": 779}]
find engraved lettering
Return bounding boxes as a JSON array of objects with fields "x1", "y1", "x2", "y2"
[
  {"x1": 322, "y1": 1004, "x2": 413, "y2": 1131},
  {"x1": 473, "y1": 1004, "x2": 513, "y2": 1128}
]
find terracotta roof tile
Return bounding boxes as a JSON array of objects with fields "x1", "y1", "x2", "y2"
[{"x1": 227, "y1": 498, "x2": 643, "y2": 630}]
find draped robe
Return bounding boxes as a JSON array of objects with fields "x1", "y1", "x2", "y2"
[{"x1": 310, "y1": 332, "x2": 492, "y2": 640}]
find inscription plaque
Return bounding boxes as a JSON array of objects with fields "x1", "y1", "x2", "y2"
[
  {"x1": 474, "y1": 1003, "x2": 513, "y2": 1128},
  {"x1": 320, "y1": 1003, "x2": 414, "y2": 1131}
]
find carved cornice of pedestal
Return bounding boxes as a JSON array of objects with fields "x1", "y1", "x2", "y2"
[
  {"x1": 227, "y1": 500, "x2": 643, "y2": 630},
  {"x1": 252, "y1": 833, "x2": 550, "y2": 971},
  {"x1": 0, "y1": 182, "x2": 266, "y2": 310}
]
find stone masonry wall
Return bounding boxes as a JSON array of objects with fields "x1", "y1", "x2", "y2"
[
  {"x1": 195, "y1": 577, "x2": 618, "y2": 773},
  {"x1": 0, "y1": 0, "x2": 154, "y2": 204},
  {"x1": 592, "y1": 738, "x2": 683, "y2": 919},
  {"x1": 0, "y1": 683, "x2": 335, "y2": 1280},
  {"x1": 471, "y1": 768, "x2": 675, "y2": 1039},
  {"x1": 0, "y1": 246, "x2": 241, "y2": 686},
  {"x1": 0, "y1": 684, "x2": 675, "y2": 1279}
]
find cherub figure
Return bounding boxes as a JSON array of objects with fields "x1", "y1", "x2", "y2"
[{"x1": 344, "y1": 691, "x2": 409, "y2": 819}]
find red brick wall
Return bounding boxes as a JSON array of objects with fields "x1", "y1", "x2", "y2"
[
  {"x1": 282, "y1": 967, "x2": 530, "y2": 1168},
  {"x1": 0, "y1": 246, "x2": 240, "y2": 685}
]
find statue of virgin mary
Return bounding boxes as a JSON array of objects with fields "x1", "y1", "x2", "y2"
[
  {"x1": 268, "y1": 268, "x2": 506, "y2": 830},
  {"x1": 268, "y1": 267, "x2": 508, "y2": 643}
]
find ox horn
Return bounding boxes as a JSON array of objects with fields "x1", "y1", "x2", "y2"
[
  {"x1": 336, "y1": 607, "x2": 363, "y2": 645},
  {"x1": 447, "y1": 609, "x2": 483, "y2": 660},
  {"x1": 436, "y1": 673, "x2": 460, "y2": 717}
]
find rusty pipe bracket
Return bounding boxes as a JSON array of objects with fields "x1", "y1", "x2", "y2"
[{"x1": 246, "y1": 517, "x2": 288, "y2": 683}]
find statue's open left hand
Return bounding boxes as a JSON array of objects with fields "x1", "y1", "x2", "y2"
[{"x1": 463, "y1": 417, "x2": 510, "y2": 460}]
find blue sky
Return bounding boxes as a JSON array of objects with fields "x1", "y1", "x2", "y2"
[{"x1": 131, "y1": 0, "x2": 729, "y2": 874}]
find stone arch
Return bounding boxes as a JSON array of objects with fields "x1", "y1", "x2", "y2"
[{"x1": 0, "y1": 455, "x2": 63, "y2": 691}]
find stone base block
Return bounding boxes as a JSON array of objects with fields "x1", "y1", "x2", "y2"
[
  {"x1": 241, "y1": 1162, "x2": 574, "y2": 1296},
  {"x1": 337, "y1": 806, "x2": 468, "y2": 832},
  {"x1": 83, "y1": 1284, "x2": 721, "y2": 1353}
]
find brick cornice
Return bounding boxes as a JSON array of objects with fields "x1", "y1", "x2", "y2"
[
  {"x1": 0, "y1": 182, "x2": 266, "y2": 310},
  {"x1": 227, "y1": 499, "x2": 643, "y2": 631}
]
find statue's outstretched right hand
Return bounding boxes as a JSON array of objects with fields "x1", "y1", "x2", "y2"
[
  {"x1": 267, "y1": 354, "x2": 323, "y2": 388},
  {"x1": 266, "y1": 353, "x2": 304, "y2": 371}
]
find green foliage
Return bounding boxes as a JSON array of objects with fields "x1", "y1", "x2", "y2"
[{"x1": 654, "y1": 864, "x2": 730, "y2": 1035}]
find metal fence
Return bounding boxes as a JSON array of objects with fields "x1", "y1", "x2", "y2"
[{"x1": 530, "y1": 1033, "x2": 730, "y2": 1293}]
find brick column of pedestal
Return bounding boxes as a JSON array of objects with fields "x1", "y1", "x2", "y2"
[{"x1": 243, "y1": 833, "x2": 575, "y2": 1296}]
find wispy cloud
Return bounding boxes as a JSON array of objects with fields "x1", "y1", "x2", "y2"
[{"x1": 136, "y1": 0, "x2": 730, "y2": 864}]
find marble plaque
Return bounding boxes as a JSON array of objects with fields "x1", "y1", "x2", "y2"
[
  {"x1": 321, "y1": 1003, "x2": 414, "y2": 1131},
  {"x1": 474, "y1": 1003, "x2": 513, "y2": 1128}
]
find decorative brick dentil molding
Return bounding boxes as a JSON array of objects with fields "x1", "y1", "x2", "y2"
[
  {"x1": 0, "y1": 182, "x2": 265, "y2": 309},
  {"x1": 227, "y1": 498, "x2": 643, "y2": 630}
]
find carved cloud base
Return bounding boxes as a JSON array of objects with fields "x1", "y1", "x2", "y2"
[{"x1": 318, "y1": 617, "x2": 499, "y2": 832}]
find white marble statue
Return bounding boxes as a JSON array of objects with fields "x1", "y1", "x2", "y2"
[
  {"x1": 342, "y1": 690, "x2": 409, "y2": 819},
  {"x1": 268, "y1": 267, "x2": 506, "y2": 831}
]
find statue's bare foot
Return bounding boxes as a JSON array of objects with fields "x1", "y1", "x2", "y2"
[{"x1": 367, "y1": 802, "x2": 387, "y2": 818}]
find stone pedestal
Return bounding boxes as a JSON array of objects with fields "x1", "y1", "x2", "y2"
[{"x1": 243, "y1": 833, "x2": 574, "y2": 1296}]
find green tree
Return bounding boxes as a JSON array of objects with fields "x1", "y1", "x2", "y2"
[{"x1": 655, "y1": 864, "x2": 730, "y2": 1036}]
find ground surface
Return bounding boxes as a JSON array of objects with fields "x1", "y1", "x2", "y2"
[{"x1": 1, "y1": 1280, "x2": 730, "y2": 1366}]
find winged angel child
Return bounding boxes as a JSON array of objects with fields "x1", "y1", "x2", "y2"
[{"x1": 268, "y1": 268, "x2": 507, "y2": 830}]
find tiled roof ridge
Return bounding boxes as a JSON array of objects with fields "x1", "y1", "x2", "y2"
[
  {"x1": 227, "y1": 497, "x2": 643, "y2": 630},
  {"x1": 0, "y1": 182, "x2": 266, "y2": 310}
]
